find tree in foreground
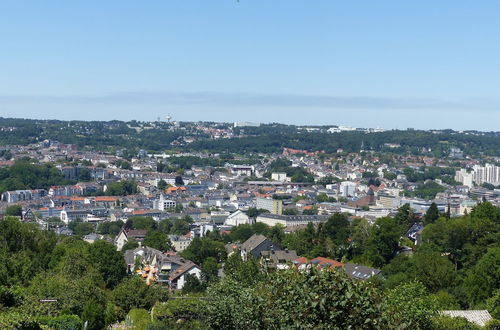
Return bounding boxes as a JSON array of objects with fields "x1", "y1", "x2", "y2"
[
  {"x1": 204, "y1": 267, "x2": 446, "y2": 329},
  {"x1": 425, "y1": 202, "x2": 440, "y2": 225},
  {"x1": 5, "y1": 204, "x2": 22, "y2": 217},
  {"x1": 205, "y1": 268, "x2": 386, "y2": 329},
  {"x1": 182, "y1": 274, "x2": 205, "y2": 294},
  {"x1": 111, "y1": 277, "x2": 168, "y2": 315},
  {"x1": 144, "y1": 230, "x2": 172, "y2": 252},
  {"x1": 88, "y1": 240, "x2": 126, "y2": 288},
  {"x1": 384, "y1": 281, "x2": 437, "y2": 329}
]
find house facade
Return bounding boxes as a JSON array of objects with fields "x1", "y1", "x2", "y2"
[{"x1": 224, "y1": 210, "x2": 252, "y2": 226}]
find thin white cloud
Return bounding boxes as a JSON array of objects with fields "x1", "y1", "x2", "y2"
[{"x1": 1, "y1": 90, "x2": 499, "y2": 111}]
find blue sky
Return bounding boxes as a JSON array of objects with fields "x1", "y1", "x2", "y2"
[{"x1": 1, "y1": 1, "x2": 499, "y2": 130}]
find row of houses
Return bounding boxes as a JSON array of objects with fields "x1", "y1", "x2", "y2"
[
  {"x1": 119, "y1": 233, "x2": 381, "y2": 292},
  {"x1": 231, "y1": 234, "x2": 382, "y2": 280}
]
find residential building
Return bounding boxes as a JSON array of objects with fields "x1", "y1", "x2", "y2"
[
  {"x1": 470, "y1": 163, "x2": 500, "y2": 185},
  {"x1": 229, "y1": 165, "x2": 254, "y2": 177},
  {"x1": 154, "y1": 194, "x2": 177, "y2": 211},
  {"x1": 460, "y1": 200, "x2": 478, "y2": 215},
  {"x1": 293, "y1": 256, "x2": 344, "y2": 271},
  {"x1": 455, "y1": 169, "x2": 474, "y2": 188},
  {"x1": 260, "y1": 249, "x2": 298, "y2": 270},
  {"x1": 240, "y1": 234, "x2": 280, "y2": 260},
  {"x1": 2, "y1": 189, "x2": 47, "y2": 203},
  {"x1": 115, "y1": 228, "x2": 148, "y2": 251},
  {"x1": 49, "y1": 185, "x2": 83, "y2": 197},
  {"x1": 169, "y1": 261, "x2": 202, "y2": 290},
  {"x1": 405, "y1": 223, "x2": 424, "y2": 245},
  {"x1": 256, "y1": 214, "x2": 329, "y2": 227},
  {"x1": 169, "y1": 234, "x2": 192, "y2": 252},
  {"x1": 83, "y1": 233, "x2": 104, "y2": 244},
  {"x1": 340, "y1": 181, "x2": 357, "y2": 197},
  {"x1": 256, "y1": 197, "x2": 283, "y2": 215},
  {"x1": 377, "y1": 193, "x2": 400, "y2": 209},
  {"x1": 60, "y1": 207, "x2": 107, "y2": 224},
  {"x1": 124, "y1": 247, "x2": 201, "y2": 290},
  {"x1": 224, "y1": 210, "x2": 252, "y2": 226},
  {"x1": 210, "y1": 211, "x2": 230, "y2": 225},
  {"x1": 271, "y1": 172, "x2": 288, "y2": 181},
  {"x1": 344, "y1": 263, "x2": 382, "y2": 280}
]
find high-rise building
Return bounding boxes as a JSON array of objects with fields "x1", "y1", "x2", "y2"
[
  {"x1": 457, "y1": 164, "x2": 500, "y2": 186},
  {"x1": 256, "y1": 198, "x2": 283, "y2": 215},
  {"x1": 471, "y1": 164, "x2": 500, "y2": 185},
  {"x1": 455, "y1": 169, "x2": 474, "y2": 188},
  {"x1": 340, "y1": 181, "x2": 357, "y2": 197}
]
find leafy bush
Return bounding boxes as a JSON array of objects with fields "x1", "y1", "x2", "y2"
[
  {"x1": 205, "y1": 268, "x2": 387, "y2": 329},
  {"x1": 127, "y1": 308, "x2": 152, "y2": 329},
  {"x1": 37, "y1": 314, "x2": 82, "y2": 330}
]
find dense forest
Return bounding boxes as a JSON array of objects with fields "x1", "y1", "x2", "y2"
[
  {"x1": 0, "y1": 202, "x2": 498, "y2": 329},
  {"x1": 0, "y1": 160, "x2": 76, "y2": 194},
  {"x1": 190, "y1": 125, "x2": 500, "y2": 156},
  {"x1": 1, "y1": 117, "x2": 500, "y2": 156}
]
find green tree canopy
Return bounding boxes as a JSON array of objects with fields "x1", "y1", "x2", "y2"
[
  {"x1": 144, "y1": 230, "x2": 172, "y2": 252},
  {"x1": 464, "y1": 247, "x2": 500, "y2": 306},
  {"x1": 111, "y1": 277, "x2": 168, "y2": 314},
  {"x1": 5, "y1": 204, "x2": 22, "y2": 217},
  {"x1": 88, "y1": 240, "x2": 126, "y2": 288},
  {"x1": 424, "y1": 202, "x2": 440, "y2": 225},
  {"x1": 180, "y1": 237, "x2": 226, "y2": 265}
]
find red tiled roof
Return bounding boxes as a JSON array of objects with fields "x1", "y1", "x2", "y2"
[
  {"x1": 294, "y1": 256, "x2": 309, "y2": 264},
  {"x1": 95, "y1": 196, "x2": 118, "y2": 202},
  {"x1": 166, "y1": 186, "x2": 187, "y2": 193},
  {"x1": 311, "y1": 257, "x2": 344, "y2": 269},
  {"x1": 293, "y1": 256, "x2": 344, "y2": 269}
]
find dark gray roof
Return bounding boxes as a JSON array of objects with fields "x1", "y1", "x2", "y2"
[
  {"x1": 83, "y1": 233, "x2": 101, "y2": 241},
  {"x1": 124, "y1": 250, "x2": 136, "y2": 265},
  {"x1": 345, "y1": 263, "x2": 381, "y2": 280},
  {"x1": 261, "y1": 249, "x2": 299, "y2": 266},
  {"x1": 240, "y1": 234, "x2": 268, "y2": 252},
  {"x1": 405, "y1": 222, "x2": 424, "y2": 243},
  {"x1": 257, "y1": 214, "x2": 329, "y2": 222},
  {"x1": 169, "y1": 261, "x2": 199, "y2": 281}
]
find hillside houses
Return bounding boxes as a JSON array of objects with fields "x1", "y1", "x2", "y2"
[
  {"x1": 124, "y1": 246, "x2": 201, "y2": 290},
  {"x1": 115, "y1": 229, "x2": 148, "y2": 251}
]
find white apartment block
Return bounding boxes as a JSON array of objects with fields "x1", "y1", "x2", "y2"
[
  {"x1": 456, "y1": 164, "x2": 500, "y2": 186},
  {"x1": 154, "y1": 195, "x2": 177, "y2": 211},
  {"x1": 455, "y1": 169, "x2": 474, "y2": 188},
  {"x1": 271, "y1": 172, "x2": 288, "y2": 181},
  {"x1": 340, "y1": 181, "x2": 357, "y2": 197}
]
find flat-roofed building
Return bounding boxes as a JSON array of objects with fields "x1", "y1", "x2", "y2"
[
  {"x1": 256, "y1": 197, "x2": 283, "y2": 215},
  {"x1": 256, "y1": 214, "x2": 329, "y2": 227}
]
